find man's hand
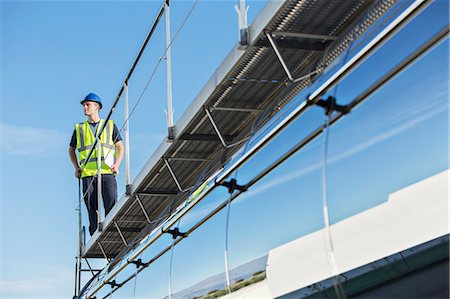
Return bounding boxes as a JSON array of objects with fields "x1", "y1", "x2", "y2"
[
  {"x1": 69, "y1": 147, "x2": 81, "y2": 179},
  {"x1": 110, "y1": 163, "x2": 119, "y2": 174},
  {"x1": 75, "y1": 167, "x2": 81, "y2": 178},
  {"x1": 112, "y1": 140, "x2": 124, "y2": 175}
]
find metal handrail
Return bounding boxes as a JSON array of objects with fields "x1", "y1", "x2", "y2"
[
  {"x1": 81, "y1": 1, "x2": 435, "y2": 296},
  {"x1": 74, "y1": 2, "x2": 167, "y2": 298},
  {"x1": 79, "y1": 2, "x2": 166, "y2": 174}
]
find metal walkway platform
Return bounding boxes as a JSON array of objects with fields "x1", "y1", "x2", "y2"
[{"x1": 83, "y1": 0, "x2": 392, "y2": 259}]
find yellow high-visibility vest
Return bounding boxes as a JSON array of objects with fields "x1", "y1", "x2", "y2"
[{"x1": 75, "y1": 119, "x2": 116, "y2": 178}]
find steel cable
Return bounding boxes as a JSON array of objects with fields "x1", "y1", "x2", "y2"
[
  {"x1": 224, "y1": 191, "x2": 234, "y2": 294},
  {"x1": 321, "y1": 112, "x2": 346, "y2": 298},
  {"x1": 168, "y1": 219, "x2": 181, "y2": 299},
  {"x1": 318, "y1": 27, "x2": 357, "y2": 299},
  {"x1": 168, "y1": 241, "x2": 176, "y2": 299},
  {"x1": 132, "y1": 254, "x2": 142, "y2": 299},
  {"x1": 222, "y1": 133, "x2": 253, "y2": 295}
]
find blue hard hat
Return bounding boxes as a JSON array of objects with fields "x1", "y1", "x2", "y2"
[{"x1": 81, "y1": 93, "x2": 102, "y2": 109}]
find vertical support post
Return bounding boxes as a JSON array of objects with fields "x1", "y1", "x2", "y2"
[
  {"x1": 97, "y1": 136, "x2": 103, "y2": 232},
  {"x1": 234, "y1": 0, "x2": 249, "y2": 48},
  {"x1": 77, "y1": 258, "x2": 81, "y2": 296},
  {"x1": 124, "y1": 82, "x2": 132, "y2": 195},
  {"x1": 76, "y1": 178, "x2": 83, "y2": 297},
  {"x1": 165, "y1": 0, "x2": 175, "y2": 141},
  {"x1": 73, "y1": 257, "x2": 79, "y2": 298}
]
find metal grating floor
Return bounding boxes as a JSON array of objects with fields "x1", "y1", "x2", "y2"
[{"x1": 83, "y1": 0, "x2": 396, "y2": 259}]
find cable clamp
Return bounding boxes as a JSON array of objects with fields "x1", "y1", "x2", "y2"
[
  {"x1": 106, "y1": 280, "x2": 120, "y2": 288},
  {"x1": 164, "y1": 227, "x2": 187, "y2": 239},
  {"x1": 219, "y1": 178, "x2": 247, "y2": 194},
  {"x1": 129, "y1": 258, "x2": 144, "y2": 268},
  {"x1": 125, "y1": 184, "x2": 132, "y2": 196},
  {"x1": 312, "y1": 96, "x2": 351, "y2": 116}
]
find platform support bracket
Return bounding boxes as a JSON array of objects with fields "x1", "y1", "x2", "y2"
[
  {"x1": 312, "y1": 96, "x2": 351, "y2": 116},
  {"x1": 97, "y1": 241, "x2": 109, "y2": 260},
  {"x1": 163, "y1": 158, "x2": 184, "y2": 192},
  {"x1": 204, "y1": 107, "x2": 251, "y2": 149},
  {"x1": 265, "y1": 31, "x2": 324, "y2": 83},
  {"x1": 130, "y1": 258, "x2": 145, "y2": 268},
  {"x1": 135, "y1": 195, "x2": 152, "y2": 224},
  {"x1": 114, "y1": 221, "x2": 129, "y2": 247},
  {"x1": 164, "y1": 227, "x2": 187, "y2": 239},
  {"x1": 219, "y1": 178, "x2": 247, "y2": 194}
]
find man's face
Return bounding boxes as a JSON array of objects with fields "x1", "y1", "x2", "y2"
[{"x1": 83, "y1": 101, "x2": 100, "y2": 116}]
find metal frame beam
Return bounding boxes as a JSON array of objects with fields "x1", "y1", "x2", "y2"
[
  {"x1": 135, "y1": 191, "x2": 178, "y2": 197},
  {"x1": 208, "y1": 106, "x2": 262, "y2": 113},
  {"x1": 136, "y1": 195, "x2": 152, "y2": 224},
  {"x1": 204, "y1": 107, "x2": 251, "y2": 149},
  {"x1": 203, "y1": 107, "x2": 228, "y2": 148},
  {"x1": 114, "y1": 219, "x2": 148, "y2": 224},
  {"x1": 163, "y1": 158, "x2": 183, "y2": 192},
  {"x1": 114, "y1": 221, "x2": 129, "y2": 246},
  {"x1": 265, "y1": 31, "x2": 294, "y2": 81},
  {"x1": 271, "y1": 31, "x2": 338, "y2": 40},
  {"x1": 256, "y1": 38, "x2": 328, "y2": 51},
  {"x1": 97, "y1": 241, "x2": 109, "y2": 260},
  {"x1": 116, "y1": 227, "x2": 144, "y2": 233},
  {"x1": 264, "y1": 31, "x2": 325, "y2": 83},
  {"x1": 179, "y1": 133, "x2": 233, "y2": 142},
  {"x1": 83, "y1": 258, "x2": 101, "y2": 276},
  {"x1": 167, "y1": 157, "x2": 212, "y2": 162}
]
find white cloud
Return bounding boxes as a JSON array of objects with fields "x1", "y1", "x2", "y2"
[
  {"x1": 0, "y1": 123, "x2": 69, "y2": 157},
  {"x1": 330, "y1": 101, "x2": 448, "y2": 163},
  {"x1": 181, "y1": 198, "x2": 225, "y2": 227},
  {"x1": 1, "y1": 266, "x2": 73, "y2": 298}
]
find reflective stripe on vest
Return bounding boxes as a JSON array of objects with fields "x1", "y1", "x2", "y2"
[{"x1": 75, "y1": 119, "x2": 116, "y2": 178}]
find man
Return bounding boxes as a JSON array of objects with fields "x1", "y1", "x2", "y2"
[{"x1": 69, "y1": 93, "x2": 124, "y2": 235}]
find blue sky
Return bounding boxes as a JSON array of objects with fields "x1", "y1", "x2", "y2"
[
  {"x1": 0, "y1": 1, "x2": 267, "y2": 298},
  {"x1": 1, "y1": 1, "x2": 448, "y2": 299}
]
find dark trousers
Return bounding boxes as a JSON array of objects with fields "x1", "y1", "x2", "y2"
[{"x1": 82, "y1": 174, "x2": 117, "y2": 235}]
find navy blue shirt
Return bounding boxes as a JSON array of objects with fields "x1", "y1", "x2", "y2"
[{"x1": 70, "y1": 122, "x2": 122, "y2": 147}]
